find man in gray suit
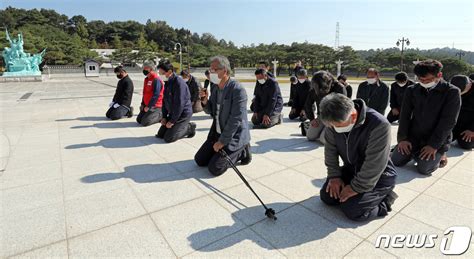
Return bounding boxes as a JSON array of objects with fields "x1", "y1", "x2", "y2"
[{"x1": 194, "y1": 56, "x2": 252, "y2": 176}]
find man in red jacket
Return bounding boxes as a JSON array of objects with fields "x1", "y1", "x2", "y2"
[{"x1": 137, "y1": 61, "x2": 165, "y2": 127}]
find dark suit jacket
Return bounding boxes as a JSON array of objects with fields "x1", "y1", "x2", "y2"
[
  {"x1": 397, "y1": 80, "x2": 461, "y2": 152},
  {"x1": 356, "y1": 80, "x2": 389, "y2": 115},
  {"x1": 203, "y1": 79, "x2": 251, "y2": 151},
  {"x1": 162, "y1": 73, "x2": 193, "y2": 123}
]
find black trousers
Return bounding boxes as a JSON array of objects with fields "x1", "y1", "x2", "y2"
[
  {"x1": 386, "y1": 110, "x2": 400, "y2": 123},
  {"x1": 320, "y1": 174, "x2": 393, "y2": 221},
  {"x1": 457, "y1": 137, "x2": 474, "y2": 150},
  {"x1": 194, "y1": 136, "x2": 246, "y2": 176},
  {"x1": 156, "y1": 116, "x2": 192, "y2": 143},
  {"x1": 136, "y1": 107, "x2": 162, "y2": 127},
  {"x1": 251, "y1": 113, "x2": 281, "y2": 128},
  {"x1": 289, "y1": 108, "x2": 306, "y2": 121},
  {"x1": 106, "y1": 106, "x2": 129, "y2": 120},
  {"x1": 454, "y1": 130, "x2": 474, "y2": 150},
  {"x1": 391, "y1": 145, "x2": 443, "y2": 175}
]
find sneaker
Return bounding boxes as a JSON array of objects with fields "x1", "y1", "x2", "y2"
[
  {"x1": 127, "y1": 106, "x2": 134, "y2": 118},
  {"x1": 240, "y1": 144, "x2": 252, "y2": 165},
  {"x1": 383, "y1": 190, "x2": 398, "y2": 212},
  {"x1": 187, "y1": 122, "x2": 196, "y2": 138}
]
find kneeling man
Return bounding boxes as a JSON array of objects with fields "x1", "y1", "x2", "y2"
[
  {"x1": 136, "y1": 61, "x2": 164, "y2": 126},
  {"x1": 251, "y1": 68, "x2": 283, "y2": 128},
  {"x1": 155, "y1": 61, "x2": 196, "y2": 143},
  {"x1": 106, "y1": 66, "x2": 134, "y2": 120},
  {"x1": 194, "y1": 56, "x2": 252, "y2": 176},
  {"x1": 319, "y1": 93, "x2": 397, "y2": 221}
]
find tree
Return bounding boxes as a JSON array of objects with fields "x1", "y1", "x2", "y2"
[
  {"x1": 201, "y1": 33, "x2": 218, "y2": 46},
  {"x1": 439, "y1": 58, "x2": 472, "y2": 80},
  {"x1": 145, "y1": 20, "x2": 177, "y2": 51},
  {"x1": 76, "y1": 22, "x2": 89, "y2": 45},
  {"x1": 3, "y1": 6, "x2": 474, "y2": 69},
  {"x1": 136, "y1": 31, "x2": 148, "y2": 50},
  {"x1": 112, "y1": 35, "x2": 122, "y2": 49},
  {"x1": 89, "y1": 39, "x2": 98, "y2": 49}
]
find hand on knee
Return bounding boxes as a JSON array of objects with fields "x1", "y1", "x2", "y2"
[{"x1": 320, "y1": 187, "x2": 339, "y2": 206}]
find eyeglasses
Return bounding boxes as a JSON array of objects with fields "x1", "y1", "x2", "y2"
[{"x1": 209, "y1": 68, "x2": 223, "y2": 73}]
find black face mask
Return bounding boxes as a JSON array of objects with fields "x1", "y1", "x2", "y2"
[
  {"x1": 143, "y1": 70, "x2": 150, "y2": 76},
  {"x1": 116, "y1": 74, "x2": 124, "y2": 79}
]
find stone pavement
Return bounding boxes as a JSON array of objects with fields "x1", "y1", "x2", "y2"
[{"x1": 0, "y1": 76, "x2": 472, "y2": 258}]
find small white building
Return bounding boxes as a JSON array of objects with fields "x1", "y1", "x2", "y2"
[{"x1": 84, "y1": 59, "x2": 100, "y2": 77}]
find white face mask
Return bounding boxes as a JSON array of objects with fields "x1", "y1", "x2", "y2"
[
  {"x1": 210, "y1": 72, "x2": 220, "y2": 84},
  {"x1": 333, "y1": 115, "x2": 355, "y2": 133},
  {"x1": 257, "y1": 79, "x2": 266, "y2": 84},
  {"x1": 183, "y1": 78, "x2": 189, "y2": 83},
  {"x1": 334, "y1": 122, "x2": 355, "y2": 133},
  {"x1": 160, "y1": 73, "x2": 168, "y2": 81},
  {"x1": 367, "y1": 78, "x2": 377, "y2": 84},
  {"x1": 298, "y1": 79, "x2": 306, "y2": 84},
  {"x1": 397, "y1": 82, "x2": 406, "y2": 87},
  {"x1": 419, "y1": 80, "x2": 437, "y2": 89}
]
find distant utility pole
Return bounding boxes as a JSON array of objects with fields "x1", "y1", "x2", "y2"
[
  {"x1": 396, "y1": 37, "x2": 410, "y2": 71},
  {"x1": 455, "y1": 51, "x2": 465, "y2": 60}
]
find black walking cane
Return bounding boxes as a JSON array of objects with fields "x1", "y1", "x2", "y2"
[{"x1": 219, "y1": 149, "x2": 277, "y2": 220}]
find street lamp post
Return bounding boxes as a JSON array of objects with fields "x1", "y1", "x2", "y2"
[
  {"x1": 174, "y1": 42, "x2": 182, "y2": 72},
  {"x1": 396, "y1": 37, "x2": 410, "y2": 71}
]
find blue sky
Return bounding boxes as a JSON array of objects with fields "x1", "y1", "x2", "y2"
[{"x1": 2, "y1": 0, "x2": 473, "y2": 51}]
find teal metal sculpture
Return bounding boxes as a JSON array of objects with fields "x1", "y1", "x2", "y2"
[{"x1": 1, "y1": 29, "x2": 46, "y2": 77}]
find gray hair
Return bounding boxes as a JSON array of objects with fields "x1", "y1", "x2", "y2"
[
  {"x1": 319, "y1": 93, "x2": 354, "y2": 124},
  {"x1": 297, "y1": 69, "x2": 308, "y2": 77},
  {"x1": 143, "y1": 60, "x2": 155, "y2": 70},
  {"x1": 210, "y1": 55, "x2": 232, "y2": 75}
]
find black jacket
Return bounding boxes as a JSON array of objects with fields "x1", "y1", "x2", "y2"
[
  {"x1": 289, "y1": 83, "x2": 297, "y2": 103},
  {"x1": 186, "y1": 75, "x2": 201, "y2": 102},
  {"x1": 346, "y1": 84, "x2": 353, "y2": 99},
  {"x1": 453, "y1": 87, "x2": 474, "y2": 138},
  {"x1": 113, "y1": 75, "x2": 134, "y2": 108},
  {"x1": 292, "y1": 80, "x2": 311, "y2": 110},
  {"x1": 389, "y1": 80, "x2": 414, "y2": 109},
  {"x1": 356, "y1": 80, "x2": 390, "y2": 115},
  {"x1": 203, "y1": 79, "x2": 250, "y2": 151},
  {"x1": 305, "y1": 82, "x2": 347, "y2": 121},
  {"x1": 162, "y1": 73, "x2": 193, "y2": 123},
  {"x1": 325, "y1": 99, "x2": 397, "y2": 193},
  {"x1": 397, "y1": 80, "x2": 461, "y2": 152},
  {"x1": 252, "y1": 77, "x2": 283, "y2": 116}
]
